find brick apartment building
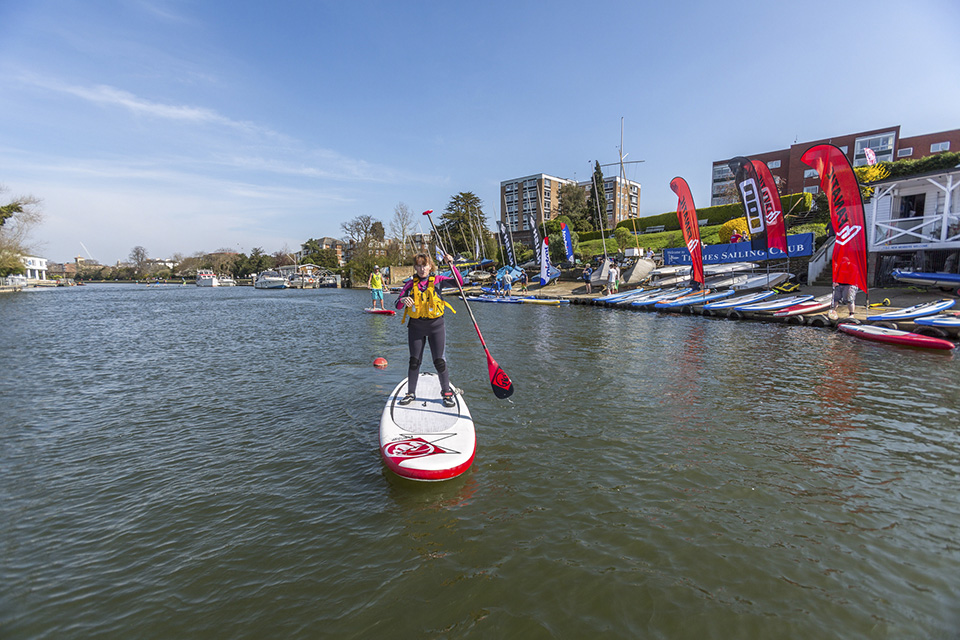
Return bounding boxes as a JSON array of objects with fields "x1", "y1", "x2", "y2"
[
  {"x1": 500, "y1": 172, "x2": 641, "y2": 247},
  {"x1": 711, "y1": 126, "x2": 960, "y2": 206}
]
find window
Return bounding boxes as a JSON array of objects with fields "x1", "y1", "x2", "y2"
[
  {"x1": 838, "y1": 146, "x2": 848, "y2": 154},
  {"x1": 803, "y1": 186, "x2": 819, "y2": 194},
  {"x1": 804, "y1": 168, "x2": 819, "y2": 179},
  {"x1": 898, "y1": 147, "x2": 913, "y2": 157},
  {"x1": 712, "y1": 164, "x2": 733, "y2": 182},
  {"x1": 898, "y1": 194, "x2": 925, "y2": 219},
  {"x1": 854, "y1": 131, "x2": 896, "y2": 166},
  {"x1": 767, "y1": 160, "x2": 781, "y2": 169},
  {"x1": 931, "y1": 141, "x2": 951, "y2": 152}
]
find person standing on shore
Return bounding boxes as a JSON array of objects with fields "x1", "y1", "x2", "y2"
[
  {"x1": 582, "y1": 264, "x2": 593, "y2": 294},
  {"x1": 829, "y1": 280, "x2": 858, "y2": 320},
  {"x1": 501, "y1": 270, "x2": 513, "y2": 298},
  {"x1": 607, "y1": 259, "x2": 620, "y2": 294},
  {"x1": 519, "y1": 270, "x2": 528, "y2": 293},
  {"x1": 367, "y1": 265, "x2": 387, "y2": 310},
  {"x1": 395, "y1": 252, "x2": 463, "y2": 407}
]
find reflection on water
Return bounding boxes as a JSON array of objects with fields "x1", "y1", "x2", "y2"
[{"x1": 2, "y1": 285, "x2": 960, "y2": 638}]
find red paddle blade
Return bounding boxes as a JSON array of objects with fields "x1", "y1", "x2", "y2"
[{"x1": 486, "y1": 352, "x2": 514, "y2": 399}]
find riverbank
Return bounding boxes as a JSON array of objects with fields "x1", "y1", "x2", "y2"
[{"x1": 455, "y1": 279, "x2": 959, "y2": 340}]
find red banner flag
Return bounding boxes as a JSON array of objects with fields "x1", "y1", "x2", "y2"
[
  {"x1": 751, "y1": 160, "x2": 788, "y2": 254},
  {"x1": 669, "y1": 177, "x2": 704, "y2": 285},
  {"x1": 800, "y1": 144, "x2": 868, "y2": 293}
]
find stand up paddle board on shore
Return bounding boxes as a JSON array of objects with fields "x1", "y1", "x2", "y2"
[
  {"x1": 838, "y1": 324, "x2": 956, "y2": 350},
  {"x1": 379, "y1": 373, "x2": 476, "y2": 481},
  {"x1": 364, "y1": 308, "x2": 396, "y2": 315}
]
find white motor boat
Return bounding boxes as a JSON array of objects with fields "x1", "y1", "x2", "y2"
[
  {"x1": 254, "y1": 270, "x2": 288, "y2": 289},
  {"x1": 196, "y1": 269, "x2": 220, "y2": 287},
  {"x1": 218, "y1": 274, "x2": 237, "y2": 286}
]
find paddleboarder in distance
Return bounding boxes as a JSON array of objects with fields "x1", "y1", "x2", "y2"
[
  {"x1": 395, "y1": 252, "x2": 464, "y2": 407},
  {"x1": 367, "y1": 265, "x2": 387, "y2": 310}
]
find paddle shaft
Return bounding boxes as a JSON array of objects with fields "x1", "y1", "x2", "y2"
[
  {"x1": 422, "y1": 211, "x2": 491, "y2": 351},
  {"x1": 420, "y1": 211, "x2": 512, "y2": 395}
]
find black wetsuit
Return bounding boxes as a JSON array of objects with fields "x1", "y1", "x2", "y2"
[{"x1": 406, "y1": 316, "x2": 449, "y2": 396}]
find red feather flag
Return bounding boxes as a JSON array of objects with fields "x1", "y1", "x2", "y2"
[
  {"x1": 669, "y1": 177, "x2": 705, "y2": 286},
  {"x1": 751, "y1": 160, "x2": 788, "y2": 255},
  {"x1": 800, "y1": 144, "x2": 869, "y2": 293}
]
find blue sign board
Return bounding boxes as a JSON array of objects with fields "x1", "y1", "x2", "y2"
[{"x1": 663, "y1": 233, "x2": 814, "y2": 266}]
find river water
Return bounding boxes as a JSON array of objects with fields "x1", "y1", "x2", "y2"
[{"x1": 2, "y1": 284, "x2": 959, "y2": 638}]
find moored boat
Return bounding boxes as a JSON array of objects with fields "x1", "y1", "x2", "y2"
[
  {"x1": 254, "y1": 270, "x2": 288, "y2": 289},
  {"x1": 196, "y1": 269, "x2": 219, "y2": 287}
]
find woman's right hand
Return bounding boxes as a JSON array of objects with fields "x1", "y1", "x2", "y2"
[{"x1": 400, "y1": 296, "x2": 414, "y2": 308}]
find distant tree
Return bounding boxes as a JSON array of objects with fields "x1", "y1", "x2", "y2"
[
  {"x1": 558, "y1": 183, "x2": 592, "y2": 232},
  {"x1": 342, "y1": 214, "x2": 387, "y2": 274},
  {"x1": 586, "y1": 161, "x2": 608, "y2": 231},
  {"x1": 272, "y1": 247, "x2": 295, "y2": 267},
  {"x1": 613, "y1": 226, "x2": 633, "y2": 252},
  {"x1": 300, "y1": 239, "x2": 340, "y2": 270},
  {"x1": 129, "y1": 246, "x2": 148, "y2": 276},
  {"x1": 439, "y1": 192, "x2": 491, "y2": 257},
  {"x1": 341, "y1": 215, "x2": 377, "y2": 246},
  {"x1": 389, "y1": 202, "x2": 416, "y2": 260},
  {"x1": 370, "y1": 221, "x2": 385, "y2": 242},
  {"x1": 0, "y1": 188, "x2": 43, "y2": 277},
  {"x1": 243, "y1": 247, "x2": 274, "y2": 276}
]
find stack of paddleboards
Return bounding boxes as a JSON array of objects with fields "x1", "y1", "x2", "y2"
[
  {"x1": 654, "y1": 289, "x2": 734, "y2": 309},
  {"x1": 701, "y1": 291, "x2": 775, "y2": 311},
  {"x1": 379, "y1": 373, "x2": 476, "y2": 481},
  {"x1": 631, "y1": 288, "x2": 693, "y2": 308},
  {"x1": 735, "y1": 294, "x2": 813, "y2": 313}
]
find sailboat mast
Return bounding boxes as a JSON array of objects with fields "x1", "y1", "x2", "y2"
[{"x1": 620, "y1": 118, "x2": 642, "y2": 256}]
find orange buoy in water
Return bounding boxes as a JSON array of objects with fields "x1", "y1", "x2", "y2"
[{"x1": 373, "y1": 357, "x2": 388, "y2": 369}]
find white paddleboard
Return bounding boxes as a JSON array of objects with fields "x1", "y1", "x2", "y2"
[{"x1": 379, "y1": 373, "x2": 476, "y2": 481}]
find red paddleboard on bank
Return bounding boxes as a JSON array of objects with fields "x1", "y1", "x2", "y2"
[
  {"x1": 379, "y1": 373, "x2": 476, "y2": 481},
  {"x1": 364, "y1": 308, "x2": 396, "y2": 315},
  {"x1": 838, "y1": 324, "x2": 955, "y2": 351}
]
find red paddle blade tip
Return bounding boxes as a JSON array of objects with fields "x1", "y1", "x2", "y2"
[
  {"x1": 492, "y1": 368, "x2": 513, "y2": 399},
  {"x1": 422, "y1": 209, "x2": 433, "y2": 215},
  {"x1": 487, "y1": 355, "x2": 514, "y2": 399}
]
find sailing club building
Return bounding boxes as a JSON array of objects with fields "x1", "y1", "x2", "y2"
[
  {"x1": 710, "y1": 125, "x2": 960, "y2": 286},
  {"x1": 710, "y1": 125, "x2": 960, "y2": 207}
]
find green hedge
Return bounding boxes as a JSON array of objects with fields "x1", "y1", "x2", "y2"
[{"x1": 882, "y1": 151, "x2": 960, "y2": 179}]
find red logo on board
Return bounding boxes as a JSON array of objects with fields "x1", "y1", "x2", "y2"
[{"x1": 383, "y1": 437, "x2": 453, "y2": 461}]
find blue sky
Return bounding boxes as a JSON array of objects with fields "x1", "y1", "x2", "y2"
[{"x1": 2, "y1": 0, "x2": 958, "y2": 265}]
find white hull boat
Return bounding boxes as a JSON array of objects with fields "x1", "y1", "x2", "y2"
[{"x1": 196, "y1": 270, "x2": 219, "y2": 287}]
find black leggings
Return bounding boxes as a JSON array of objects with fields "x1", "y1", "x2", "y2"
[{"x1": 407, "y1": 316, "x2": 450, "y2": 396}]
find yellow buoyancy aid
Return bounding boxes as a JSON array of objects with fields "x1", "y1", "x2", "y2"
[
  {"x1": 370, "y1": 272, "x2": 383, "y2": 289},
  {"x1": 402, "y1": 275, "x2": 456, "y2": 324}
]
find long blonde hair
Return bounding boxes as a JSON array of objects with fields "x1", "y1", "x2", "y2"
[{"x1": 413, "y1": 253, "x2": 436, "y2": 273}]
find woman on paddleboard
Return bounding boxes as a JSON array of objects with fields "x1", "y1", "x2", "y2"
[{"x1": 396, "y1": 252, "x2": 463, "y2": 407}]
